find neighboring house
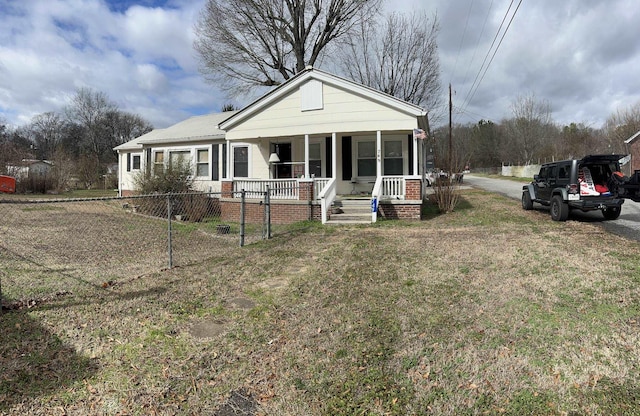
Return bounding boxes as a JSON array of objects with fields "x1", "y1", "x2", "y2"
[
  {"x1": 625, "y1": 130, "x2": 640, "y2": 173},
  {"x1": 115, "y1": 67, "x2": 430, "y2": 224},
  {"x1": 6, "y1": 159, "x2": 53, "y2": 178}
]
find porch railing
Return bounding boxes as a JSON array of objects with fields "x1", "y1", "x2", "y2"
[
  {"x1": 313, "y1": 178, "x2": 330, "y2": 200},
  {"x1": 318, "y1": 178, "x2": 336, "y2": 224},
  {"x1": 381, "y1": 176, "x2": 406, "y2": 200},
  {"x1": 233, "y1": 179, "x2": 298, "y2": 199}
]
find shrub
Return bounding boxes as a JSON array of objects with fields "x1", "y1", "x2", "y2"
[{"x1": 133, "y1": 158, "x2": 194, "y2": 194}]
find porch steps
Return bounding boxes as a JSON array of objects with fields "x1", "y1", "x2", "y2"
[{"x1": 327, "y1": 197, "x2": 372, "y2": 224}]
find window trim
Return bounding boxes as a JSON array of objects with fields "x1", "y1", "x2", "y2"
[
  {"x1": 383, "y1": 140, "x2": 403, "y2": 176},
  {"x1": 355, "y1": 138, "x2": 376, "y2": 178},
  {"x1": 131, "y1": 154, "x2": 141, "y2": 171},
  {"x1": 231, "y1": 143, "x2": 251, "y2": 178},
  {"x1": 195, "y1": 147, "x2": 210, "y2": 178}
]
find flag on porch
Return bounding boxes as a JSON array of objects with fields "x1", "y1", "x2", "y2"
[{"x1": 413, "y1": 129, "x2": 427, "y2": 140}]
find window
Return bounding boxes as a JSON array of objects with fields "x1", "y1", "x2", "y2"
[
  {"x1": 309, "y1": 143, "x2": 322, "y2": 178},
  {"x1": 169, "y1": 151, "x2": 190, "y2": 168},
  {"x1": 153, "y1": 151, "x2": 164, "y2": 173},
  {"x1": 233, "y1": 146, "x2": 249, "y2": 177},
  {"x1": 196, "y1": 149, "x2": 209, "y2": 177},
  {"x1": 357, "y1": 141, "x2": 376, "y2": 177},
  {"x1": 132, "y1": 155, "x2": 141, "y2": 170},
  {"x1": 383, "y1": 141, "x2": 403, "y2": 175}
]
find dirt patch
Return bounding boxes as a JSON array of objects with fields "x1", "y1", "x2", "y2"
[
  {"x1": 188, "y1": 319, "x2": 226, "y2": 339},
  {"x1": 228, "y1": 297, "x2": 255, "y2": 310},
  {"x1": 213, "y1": 388, "x2": 256, "y2": 416}
]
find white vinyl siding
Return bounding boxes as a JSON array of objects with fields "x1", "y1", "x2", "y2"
[{"x1": 224, "y1": 82, "x2": 417, "y2": 140}]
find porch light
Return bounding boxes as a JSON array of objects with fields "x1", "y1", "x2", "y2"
[{"x1": 269, "y1": 152, "x2": 281, "y2": 163}]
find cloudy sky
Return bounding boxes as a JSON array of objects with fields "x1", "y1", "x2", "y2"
[{"x1": 1, "y1": 0, "x2": 640, "y2": 131}]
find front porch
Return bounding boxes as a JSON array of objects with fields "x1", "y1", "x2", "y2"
[{"x1": 220, "y1": 176, "x2": 423, "y2": 224}]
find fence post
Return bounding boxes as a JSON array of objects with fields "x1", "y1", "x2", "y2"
[
  {"x1": 167, "y1": 194, "x2": 173, "y2": 268},
  {"x1": 265, "y1": 185, "x2": 271, "y2": 239},
  {"x1": 240, "y1": 189, "x2": 246, "y2": 247}
]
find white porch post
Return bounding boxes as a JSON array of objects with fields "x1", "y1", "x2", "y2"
[
  {"x1": 376, "y1": 130, "x2": 382, "y2": 177},
  {"x1": 332, "y1": 132, "x2": 337, "y2": 178},
  {"x1": 413, "y1": 135, "x2": 419, "y2": 175},
  {"x1": 225, "y1": 139, "x2": 231, "y2": 178},
  {"x1": 304, "y1": 134, "x2": 310, "y2": 178}
]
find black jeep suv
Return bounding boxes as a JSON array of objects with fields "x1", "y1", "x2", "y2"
[{"x1": 522, "y1": 155, "x2": 636, "y2": 221}]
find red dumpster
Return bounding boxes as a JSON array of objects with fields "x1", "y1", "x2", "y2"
[{"x1": 0, "y1": 175, "x2": 16, "y2": 193}]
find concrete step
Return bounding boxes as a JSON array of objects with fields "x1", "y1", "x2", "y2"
[{"x1": 329, "y1": 197, "x2": 372, "y2": 224}]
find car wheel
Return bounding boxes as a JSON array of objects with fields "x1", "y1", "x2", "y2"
[
  {"x1": 550, "y1": 195, "x2": 569, "y2": 221},
  {"x1": 602, "y1": 206, "x2": 621, "y2": 220},
  {"x1": 522, "y1": 190, "x2": 533, "y2": 210}
]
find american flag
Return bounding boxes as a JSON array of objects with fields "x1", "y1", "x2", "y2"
[{"x1": 413, "y1": 129, "x2": 427, "y2": 140}]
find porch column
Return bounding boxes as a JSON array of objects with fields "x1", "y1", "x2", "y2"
[
  {"x1": 376, "y1": 130, "x2": 382, "y2": 177},
  {"x1": 225, "y1": 139, "x2": 231, "y2": 179},
  {"x1": 304, "y1": 134, "x2": 310, "y2": 178},
  {"x1": 413, "y1": 135, "x2": 419, "y2": 175},
  {"x1": 332, "y1": 132, "x2": 337, "y2": 178}
]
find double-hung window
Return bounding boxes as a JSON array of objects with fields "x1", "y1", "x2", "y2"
[
  {"x1": 153, "y1": 151, "x2": 164, "y2": 174},
  {"x1": 383, "y1": 141, "x2": 403, "y2": 175},
  {"x1": 196, "y1": 149, "x2": 209, "y2": 177},
  {"x1": 357, "y1": 141, "x2": 376, "y2": 177}
]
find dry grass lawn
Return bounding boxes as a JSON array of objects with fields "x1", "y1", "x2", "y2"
[{"x1": 1, "y1": 190, "x2": 640, "y2": 415}]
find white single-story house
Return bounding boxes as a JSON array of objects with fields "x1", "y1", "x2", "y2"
[
  {"x1": 6, "y1": 159, "x2": 53, "y2": 178},
  {"x1": 115, "y1": 67, "x2": 430, "y2": 224}
]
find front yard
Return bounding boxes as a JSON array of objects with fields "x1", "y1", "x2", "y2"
[{"x1": 1, "y1": 189, "x2": 639, "y2": 415}]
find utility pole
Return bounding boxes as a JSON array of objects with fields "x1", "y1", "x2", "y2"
[{"x1": 448, "y1": 84, "x2": 453, "y2": 175}]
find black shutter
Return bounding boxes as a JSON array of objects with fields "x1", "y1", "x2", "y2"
[
  {"x1": 212, "y1": 144, "x2": 219, "y2": 181},
  {"x1": 222, "y1": 143, "x2": 227, "y2": 179},
  {"x1": 325, "y1": 137, "x2": 332, "y2": 178},
  {"x1": 341, "y1": 136, "x2": 352, "y2": 180},
  {"x1": 126, "y1": 153, "x2": 131, "y2": 172}
]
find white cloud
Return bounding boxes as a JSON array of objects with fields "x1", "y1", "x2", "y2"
[{"x1": 2, "y1": 0, "x2": 640, "y2": 131}]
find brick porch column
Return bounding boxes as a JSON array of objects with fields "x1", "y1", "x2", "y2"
[
  {"x1": 298, "y1": 179, "x2": 314, "y2": 201},
  {"x1": 405, "y1": 177, "x2": 422, "y2": 200}
]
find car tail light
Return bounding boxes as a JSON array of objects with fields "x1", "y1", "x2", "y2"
[{"x1": 568, "y1": 183, "x2": 579, "y2": 194}]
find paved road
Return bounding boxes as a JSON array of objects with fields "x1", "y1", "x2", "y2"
[{"x1": 464, "y1": 174, "x2": 640, "y2": 242}]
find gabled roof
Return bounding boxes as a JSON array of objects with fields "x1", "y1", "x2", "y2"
[
  {"x1": 218, "y1": 67, "x2": 426, "y2": 131},
  {"x1": 114, "y1": 111, "x2": 238, "y2": 151}
]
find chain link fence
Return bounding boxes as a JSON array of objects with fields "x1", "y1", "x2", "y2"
[{"x1": 0, "y1": 191, "x2": 270, "y2": 309}]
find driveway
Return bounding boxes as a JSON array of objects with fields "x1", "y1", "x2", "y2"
[{"x1": 464, "y1": 174, "x2": 640, "y2": 242}]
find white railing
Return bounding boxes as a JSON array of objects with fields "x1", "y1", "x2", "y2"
[
  {"x1": 381, "y1": 176, "x2": 406, "y2": 200},
  {"x1": 313, "y1": 178, "x2": 330, "y2": 200},
  {"x1": 233, "y1": 179, "x2": 299, "y2": 199},
  {"x1": 318, "y1": 178, "x2": 337, "y2": 224}
]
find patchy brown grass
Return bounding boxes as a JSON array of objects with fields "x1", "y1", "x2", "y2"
[{"x1": 2, "y1": 190, "x2": 640, "y2": 415}]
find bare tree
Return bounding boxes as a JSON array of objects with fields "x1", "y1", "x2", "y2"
[
  {"x1": 604, "y1": 102, "x2": 640, "y2": 154},
  {"x1": 28, "y1": 112, "x2": 66, "y2": 160},
  {"x1": 336, "y1": 11, "x2": 441, "y2": 111},
  {"x1": 65, "y1": 87, "x2": 118, "y2": 163},
  {"x1": 504, "y1": 93, "x2": 556, "y2": 164},
  {"x1": 194, "y1": 0, "x2": 382, "y2": 96}
]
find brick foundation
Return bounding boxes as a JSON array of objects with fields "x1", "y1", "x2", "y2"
[{"x1": 220, "y1": 199, "x2": 321, "y2": 224}]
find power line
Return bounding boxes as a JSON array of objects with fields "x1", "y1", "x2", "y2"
[
  {"x1": 449, "y1": 0, "x2": 476, "y2": 85},
  {"x1": 457, "y1": 0, "x2": 524, "y2": 123}
]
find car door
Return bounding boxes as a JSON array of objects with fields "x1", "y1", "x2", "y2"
[{"x1": 535, "y1": 165, "x2": 553, "y2": 201}]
